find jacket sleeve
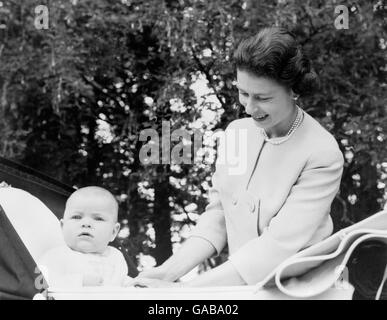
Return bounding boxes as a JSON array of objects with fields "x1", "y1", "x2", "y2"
[
  {"x1": 228, "y1": 147, "x2": 344, "y2": 285},
  {"x1": 189, "y1": 165, "x2": 228, "y2": 255},
  {"x1": 188, "y1": 121, "x2": 238, "y2": 256}
]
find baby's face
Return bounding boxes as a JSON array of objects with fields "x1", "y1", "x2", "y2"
[{"x1": 61, "y1": 194, "x2": 120, "y2": 254}]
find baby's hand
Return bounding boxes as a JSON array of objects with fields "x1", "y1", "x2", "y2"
[{"x1": 83, "y1": 274, "x2": 104, "y2": 287}]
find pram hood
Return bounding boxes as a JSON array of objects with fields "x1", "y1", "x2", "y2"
[
  {"x1": 0, "y1": 187, "x2": 66, "y2": 300},
  {"x1": 0, "y1": 157, "x2": 74, "y2": 219},
  {"x1": 0, "y1": 158, "x2": 72, "y2": 299}
]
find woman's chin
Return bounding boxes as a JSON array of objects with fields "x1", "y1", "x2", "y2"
[{"x1": 252, "y1": 117, "x2": 270, "y2": 130}]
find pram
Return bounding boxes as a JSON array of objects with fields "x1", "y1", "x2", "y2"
[
  {"x1": 0, "y1": 157, "x2": 137, "y2": 300},
  {"x1": 0, "y1": 157, "x2": 386, "y2": 300}
]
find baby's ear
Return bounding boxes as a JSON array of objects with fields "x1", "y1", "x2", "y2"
[{"x1": 111, "y1": 223, "x2": 121, "y2": 241}]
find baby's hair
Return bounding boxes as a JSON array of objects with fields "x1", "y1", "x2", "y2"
[
  {"x1": 66, "y1": 186, "x2": 119, "y2": 221},
  {"x1": 233, "y1": 26, "x2": 320, "y2": 96}
]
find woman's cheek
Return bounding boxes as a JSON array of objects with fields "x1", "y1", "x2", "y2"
[
  {"x1": 262, "y1": 99, "x2": 275, "y2": 111},
  {"x1": 238, "y1": 95, "x2": 247, "y2": 107}
]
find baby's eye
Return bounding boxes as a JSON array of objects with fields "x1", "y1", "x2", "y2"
[
  {"x1": 71, "y1": 215, "x2": 82, "y2": 220},
  {"x1": 94, "y1": 217, "x2": 105, "y2": 221}
]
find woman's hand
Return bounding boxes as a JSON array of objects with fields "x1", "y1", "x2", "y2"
[
  {"x1": 137, "y1": 266, "x2": 169, "y2": 281},
  {"x1": 122, "y1": 276, "x2": 134, "y2": 287},
  {"x1": 130, "y1": 277, "x2": 182, "y2": 288},
  {"x1": 135, "y1": 237, "x2": 217, "y2": 282}
]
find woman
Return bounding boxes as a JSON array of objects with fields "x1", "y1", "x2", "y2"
[{"x1": 134, "y1": 27, "x2": 344, "y2": 287}]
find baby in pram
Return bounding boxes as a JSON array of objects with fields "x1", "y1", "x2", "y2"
[{"x1": 38, "y1": 186, "x2": 131, "y2": 288}]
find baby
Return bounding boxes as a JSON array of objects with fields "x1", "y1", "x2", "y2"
[{"x1": 38, "y1": 186, "x2": 131, "y2": 288}]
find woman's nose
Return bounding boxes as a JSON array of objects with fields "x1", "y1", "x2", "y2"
[{"x1": 245, "y1": 98, "x2": 259, "y2": 115}]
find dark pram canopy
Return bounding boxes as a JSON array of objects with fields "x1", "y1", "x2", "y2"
[
  {"x1": 0, "y1": 157, "x2": 73, "y2": 219},
  {"x1": 0, "y1": 206, "x2": 42, "y2": 300}
]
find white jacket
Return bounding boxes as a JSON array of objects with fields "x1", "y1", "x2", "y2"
[{"x1": 191, "y1": 110, "x2": 344, "y2": 285}]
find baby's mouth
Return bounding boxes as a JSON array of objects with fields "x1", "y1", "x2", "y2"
[{"x1": 79, "y1": 232, "x2": 93, "y2": 238}]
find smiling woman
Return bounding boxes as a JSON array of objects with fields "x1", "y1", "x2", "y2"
[
  {"x1": 233, "y1": 27, "x2": 319, "y2": 141},
  {"x1": 235, "y1": 73, "x2": 301, "y2": 141},
  {"x1": 133, "y1": 26, "x2": 344, "y2": 289}
]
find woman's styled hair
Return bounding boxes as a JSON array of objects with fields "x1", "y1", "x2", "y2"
[{"x1": 233, "y1": 27, "x2": 319, "y2": 96}]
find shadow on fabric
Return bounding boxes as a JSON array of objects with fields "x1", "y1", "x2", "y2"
[
  {"x1": 0, "y1": 206, "x2": 46, "y2": 300},
  {"x1": 349, "y1": 240, "x2": 387, "y2": 300}
]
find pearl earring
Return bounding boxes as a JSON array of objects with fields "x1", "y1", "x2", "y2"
[{"x1": 291, "y1": 90, "x2": 299, "y2": 101}]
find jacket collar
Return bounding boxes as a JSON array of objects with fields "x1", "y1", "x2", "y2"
[{"x1": 243, "y1": 119, "x2": 266, "y2": 190}]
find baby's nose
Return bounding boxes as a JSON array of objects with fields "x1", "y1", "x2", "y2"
[{"x1": 81, "y1": 219, "x2": 92, "y2": 228}]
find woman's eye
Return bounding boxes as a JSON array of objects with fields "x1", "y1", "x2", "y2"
[
  {"x1": 239, "y1": 92, "x2": 270, "y2": 101},
  {"x1": 256, "y1": 97, "x2": 271, "y2": 101}
]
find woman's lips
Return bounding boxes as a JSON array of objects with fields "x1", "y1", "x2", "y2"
[{"x1": 253, "y1": 114, "x2": 269, "y2": 122}]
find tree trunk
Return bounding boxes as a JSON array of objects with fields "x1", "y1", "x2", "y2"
[
  {"x1": 86, "y1": 116, "x2": 99, "y2": 185},
  {"x1": 152, "y1": 170, "x2": 173, "y2": 266}
]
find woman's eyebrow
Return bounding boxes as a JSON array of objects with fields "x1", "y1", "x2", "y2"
[{"x1": 235, "y1": 85, "x2": 270, "y2": 96}]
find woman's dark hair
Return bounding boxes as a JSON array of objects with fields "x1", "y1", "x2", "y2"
[{"x1": 233, "y1": 27, "x2": 320, "y2": 96}]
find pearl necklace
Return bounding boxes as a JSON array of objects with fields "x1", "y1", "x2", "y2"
[{"x1": 261, "y1": 106, "x2": 304, "y2": 145}]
